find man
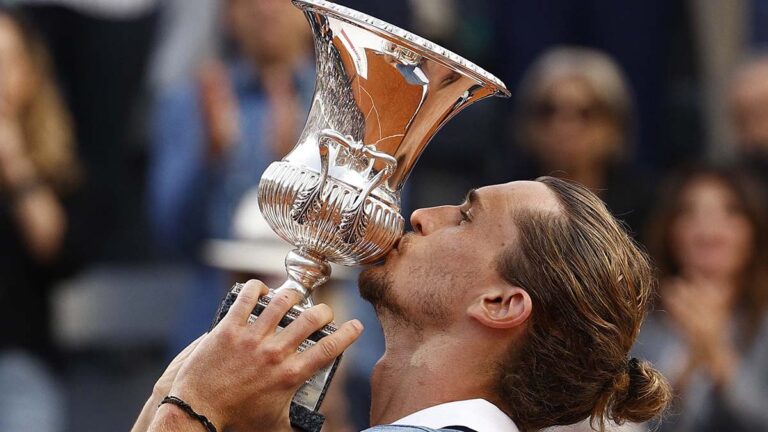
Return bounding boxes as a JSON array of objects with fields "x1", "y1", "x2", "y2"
[{"x1": 133, "y1": 177, "x2": 671, "y2": 432}]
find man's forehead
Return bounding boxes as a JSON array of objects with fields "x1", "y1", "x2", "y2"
[{"x1": 476, "y1": 181, "x2": 562, "y2": 214}]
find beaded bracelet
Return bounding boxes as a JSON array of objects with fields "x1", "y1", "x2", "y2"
[{"x1": 159, "y1": 395, "x2": 218, "y2": 432}]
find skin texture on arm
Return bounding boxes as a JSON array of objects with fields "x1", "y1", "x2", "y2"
[
  {"x1": 136, "y1": 280, "x2": 362, "y2": 432},
  {"x1": 131, "y1": 336, "x2": 205, "y2": 432},
  {"x1": 147, "y1": 404, "x2": 208, "y2": 432}
]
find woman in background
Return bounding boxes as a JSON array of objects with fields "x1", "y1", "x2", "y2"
[
  {"x1": 514, "y1": 46, "x2": 654, "y2": 237},
  {"x1": 0, "y1": 7, "x2": 79, "y2": 432},
  {"x1": 636, "y1": 163, "x2": 768, "y2": 431}
]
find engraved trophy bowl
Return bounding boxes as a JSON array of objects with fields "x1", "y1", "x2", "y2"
[{"x1": 258, "y1": 0, "x2": 511, "y2": 308}]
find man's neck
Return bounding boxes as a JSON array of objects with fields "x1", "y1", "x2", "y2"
[{"x1": 368, "y1": 322, "x2": 498, "y2": 426}]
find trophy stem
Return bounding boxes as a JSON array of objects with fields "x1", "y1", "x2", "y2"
[{"x1": 274, "y1": 249, "x2": 331, "y2": 309}]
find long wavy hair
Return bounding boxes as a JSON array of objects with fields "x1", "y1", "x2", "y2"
[
  {"x1": 495, "y1": 177, "x2": 670, "y2": 431},
  {"x1": 0, "y1": 6, "x2": 79, "y2": 189}
]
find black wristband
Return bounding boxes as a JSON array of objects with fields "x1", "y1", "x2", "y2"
[{"x1": 159, "y1": 395, "x2": 218, "y2": 432}]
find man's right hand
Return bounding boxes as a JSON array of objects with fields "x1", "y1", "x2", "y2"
[{"x1": 150, "y1": 279, "x2": 363, "y2": 432}]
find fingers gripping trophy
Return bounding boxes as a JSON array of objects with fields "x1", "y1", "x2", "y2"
[{"x1": 211, "y1": 1, "x2": 510, "y2": 430}]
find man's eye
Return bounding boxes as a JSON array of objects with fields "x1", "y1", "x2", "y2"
[{"x1": 460, "y1": 209, "x2": 472, "y2": 224}]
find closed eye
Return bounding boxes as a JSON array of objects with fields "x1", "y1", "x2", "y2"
[{"x1": 460, "y1": 208, "x2": 472, "y2": 224}]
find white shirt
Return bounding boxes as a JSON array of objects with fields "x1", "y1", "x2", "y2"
[{"x1": 392, "y1": 399, "x2": 520, "y2": 432}]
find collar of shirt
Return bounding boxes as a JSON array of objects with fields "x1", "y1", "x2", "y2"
[{"x1": 391, "y1": 399, "x2": 519, "y2": 432}]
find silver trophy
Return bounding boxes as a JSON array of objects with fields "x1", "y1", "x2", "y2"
[{"x1": 214, "y1": 1, "x2": 509, "y2": 430}]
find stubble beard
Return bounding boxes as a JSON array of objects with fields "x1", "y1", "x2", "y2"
[
  {"x1": 358, "y1": 265, "x2": 411, "y2": 323},
  {"x1": 358, "y1": 262, "x2": 454, "y2": 329}
]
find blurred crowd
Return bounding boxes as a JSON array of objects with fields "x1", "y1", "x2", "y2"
[{"x1": 0, "y1": 0, "x2": 767, "y2": 431}]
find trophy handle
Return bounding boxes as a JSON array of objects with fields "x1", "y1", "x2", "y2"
[
  {"x1": 290, "y1": 129, "x2": 397, "y2": 244},
  {"x1": 291, "y1": 137, "x2": 331, "y2": 224},
  {"x1": 316, "y1": 129, "x2": 398, "y2": 244}
]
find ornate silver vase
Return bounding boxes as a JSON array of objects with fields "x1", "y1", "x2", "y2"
[
  {"x1": 259, "y1": 0, "x2": 510, "y2": 308},
  {"x1": 219, "y1": 1, "x2": 509, "y2": 430}
]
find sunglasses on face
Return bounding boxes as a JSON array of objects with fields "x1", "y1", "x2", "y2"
[{"x1": 530, "y1": 100, "x2": 608, "y2": 123}]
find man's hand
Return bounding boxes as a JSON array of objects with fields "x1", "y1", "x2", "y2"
[
  {"x1": 154, "y1": 334, "x2": 207, "y2": 401},
  {"x1": 151, "y1": 279, "x2": 363, "y2": 432}
]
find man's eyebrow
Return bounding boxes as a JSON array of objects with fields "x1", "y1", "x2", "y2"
[{"x1": 464, "y1": 188, "x2": 481, "y2": 209}]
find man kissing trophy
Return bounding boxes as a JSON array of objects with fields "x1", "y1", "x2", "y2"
[{"x1": 211, "y1": 1, "x2": 510, "y2": 430}]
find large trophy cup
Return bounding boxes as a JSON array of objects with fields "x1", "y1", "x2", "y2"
[{"x1": 212, "y1": 1, "x2": 509, "y2": 430}]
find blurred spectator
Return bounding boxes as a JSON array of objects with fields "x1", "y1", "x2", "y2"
[
  {"x1": 512, "y1": 47, "x2": 655, "y2": 237},
  {"x1": 635, "y1": 163, "x2": 768, "y2": 432},
  {"x1": 148, "y1": 0, "x2": 314, "y2": 348},
  {"x1": 492, "y1": 0, "x2": 678, "y2": 168},
  {"x1": 728, "y1": 53, "x2": 768, "y2": 186},
  {"x1": 0, "y1": 6, "x2": 79, "y2": 431},
  {"x1": 19, "y1": 0, "x2": 159, "y2": 263},
  {"x1": 148, "y1": 0, "x2": 220, "y2": 94}
]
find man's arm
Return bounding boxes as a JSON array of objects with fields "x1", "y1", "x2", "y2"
[
  {"x1": 148, "y1": 404, "x2": 209, "y2": 432},
  {"x1": 131, "y1": 335, "x2": 206, "y2": 432},
  {"x1": 132, "y1": 394, "x2": 162, "y2": 432}
]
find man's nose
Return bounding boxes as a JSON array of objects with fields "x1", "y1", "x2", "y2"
[{"x1": 410, "y1": 206, "x2": 453, "y2": 235}]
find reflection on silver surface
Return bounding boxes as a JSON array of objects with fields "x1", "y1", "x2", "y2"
[{"x1": 258, "y1": 0, "x2": 509, "y2": 305}]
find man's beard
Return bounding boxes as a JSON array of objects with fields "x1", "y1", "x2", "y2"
[
  {"x1": 358, "y1": 264, "x2": 453, "y2": 327},
  {"x1": 358, "y1": 266, "x2": 410, "y2": 322}
]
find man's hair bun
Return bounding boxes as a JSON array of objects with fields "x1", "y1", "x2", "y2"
[{"x1": 607, "y1": 358, "x2": 671, "y2": 425}]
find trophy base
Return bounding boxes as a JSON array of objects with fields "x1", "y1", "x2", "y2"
[{"x1": 210, "y1": 283, "x2": 341, "y2": 432}]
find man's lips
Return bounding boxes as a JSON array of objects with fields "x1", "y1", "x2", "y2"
[{"x1": 392, "y1": 232, "x2": 414, "y2": 254}]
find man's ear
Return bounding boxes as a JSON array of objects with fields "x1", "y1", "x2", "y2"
[{"x1": 467, "y1": 285, "x2": 532, "y2": 329}]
